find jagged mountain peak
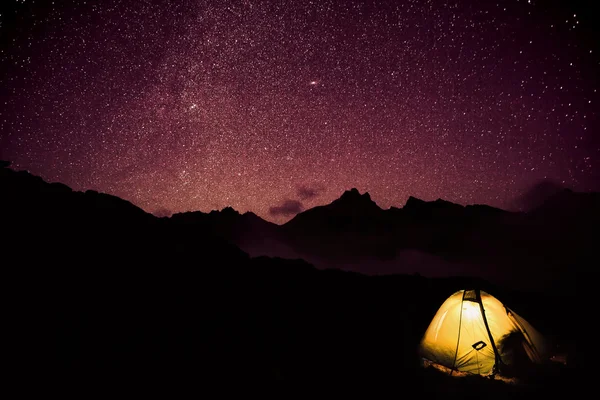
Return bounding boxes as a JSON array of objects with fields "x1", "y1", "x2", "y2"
[
  {"x1": 333, "y1": 188, "x2": 378, "y2": 208},
  {"x1": 210, "y1": 206, "x2": 241, "y2": 216},
  {"x1": 403, "y1": 196, "x2": 464, "y2": 211},
  {"x1": 404, "y1": 196, "x2": 426, "y2": 208}
]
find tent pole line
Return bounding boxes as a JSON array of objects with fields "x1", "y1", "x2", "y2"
[{"x1": 476, "y1": 289, "x2": 503, "y2": 375}]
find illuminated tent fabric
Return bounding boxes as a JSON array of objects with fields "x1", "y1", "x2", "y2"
[{"x1": 419, "y1": 289, "x2": 548, "y2": 376}]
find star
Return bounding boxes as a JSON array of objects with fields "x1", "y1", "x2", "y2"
[{"x1": 0, "y1": 0, "x2": 597, "y2": 223}]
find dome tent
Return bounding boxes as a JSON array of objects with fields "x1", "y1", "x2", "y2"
[{"x1": 419, "y1": 289, "x2": 548, "y2": 376}]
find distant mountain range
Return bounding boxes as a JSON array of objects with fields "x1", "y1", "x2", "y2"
[
  {"x1": 170, "y1": 184, "x2": 594, "y2": 295},
  {"x1": 2, "y1": 160, "x2": 593, "y2": 294},
  {"x1": 1, "y1": 160, "x2": 580, "y2": 392}
]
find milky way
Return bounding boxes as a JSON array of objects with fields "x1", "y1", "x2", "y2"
[{"x1": 1, "y1": 0, "x2": 598, "y2": 223}]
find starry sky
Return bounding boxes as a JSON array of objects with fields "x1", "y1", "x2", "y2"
[{"x1": 1, "y1": 0, "x2": 598, "y2": 223}]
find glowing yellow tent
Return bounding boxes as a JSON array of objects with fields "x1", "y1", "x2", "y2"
[{"x1": 419, "y1": 289, "x2": 548, "y2": 376}]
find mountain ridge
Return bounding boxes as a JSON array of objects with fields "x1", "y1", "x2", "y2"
[
  {"x1": 1, "y1": 161, "x2": 594, "y2": 294},
  {"x1": 0, "y1": 160, "x2": 581, "y2": 392}
]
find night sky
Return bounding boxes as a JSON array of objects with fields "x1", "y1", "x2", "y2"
[{"x1": 1, "y1": 0, "x2": 598, "y2": 223}]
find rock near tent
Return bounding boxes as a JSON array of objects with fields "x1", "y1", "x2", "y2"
[{"x1": 419, "y1": 289, "x2": 549, "y2": 376}]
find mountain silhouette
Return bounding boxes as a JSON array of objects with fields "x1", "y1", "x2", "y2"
[
  {"x1": 284, "y1": 188, "x2": 383, "y2": 231},
  {"x1": 1, "y1": 161, "x2": 580, "y2": 395},
  {"x1": 238, "y1": 187, "x2": 591, "y2": 294}
]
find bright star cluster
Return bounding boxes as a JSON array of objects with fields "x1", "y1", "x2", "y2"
[{"x1": 1, "y1": 0, "x2": 597, "y2": 223}]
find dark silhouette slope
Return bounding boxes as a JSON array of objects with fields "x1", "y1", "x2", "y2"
[
  {"x1": 277, "y1": 188, "x2": 592, "y2": 294},
  {"x1": 169, "y1": 206, "x2": 291, "y2": 258},
  {"x1": 1, "y1": 162, "x2": 577, "y2": 396},
  {"x1": 170, "y1": 184, "x2": 594, "y2": 295}
]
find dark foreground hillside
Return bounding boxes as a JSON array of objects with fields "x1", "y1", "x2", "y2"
[{"x1": 1, "y1": 163, "x2": 575, "y2": 396}]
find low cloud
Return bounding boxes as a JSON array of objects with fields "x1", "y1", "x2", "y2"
[
  {"x1": 152, "y1": 207, "x2": 173, "y2": 218},
  {"x1": 269, "y1": 199, "x2": 304, "y2": 217},
  {"x1": 269, "y1": 183, "x2": 325, "y2": 218},
  {"x1": 512, "y1": 179, "x2": 566, "y2": 211},
  {"x1": 297, "y1": 183, "x2": 326, "y2": 200}
]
